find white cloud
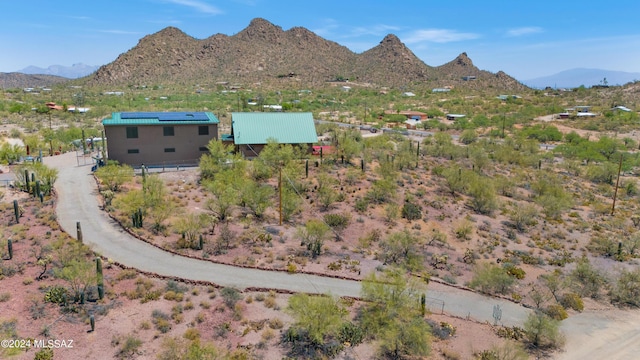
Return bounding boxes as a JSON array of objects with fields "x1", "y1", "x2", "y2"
[
  {"x1": 164, "y1": 0, "x2": 222, "y2": 15},
  {"x1": 506, "y1": 27, "x2": 543, "y2": 37},
  {"x1": 311, "y1": 18, "x2": 340, "y2": 37},
  {"x1": 349, "y1": 24, "x2": 401, "y2": 38},
  {"x1": 403, "y1": 29, "x2": 480, "y2": 44}
]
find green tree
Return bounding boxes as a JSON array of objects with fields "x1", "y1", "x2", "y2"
[
  {"x1": 94, "y1": 163, "x2": 134, "y2": 192},
  {"x1": 173, "y1": 213, "x2": 205, "y2": 249},
  {"x1": 199, "y1": 139, "x2": 234, "y2": 179},
  {"x1": 359, "y1": 268, "x2": 431, "y2": 359},
  {"x1": 297, "y1": 219, "x2": 331, "y2": 258},
  {"x1": 285, "y1": 293, "x2": 348, "y2": 356},
  {"x1": 241, "y1": 181, "x2": 274, "y2": 218},
  {"x1": 113, "y1": 189, "x2": 146, "y2": 226},
  {"x1": 610, "y1": 268, "x2": 640, "y2": 307},
  {"x1": 569, "y1": 257, "x2": 606, "y2": 299},
  {"x1": 523, "y1": 312, "x2": 565, "y2": 350},
  {"x1": 510, "y1": 203, "x2": 538, "y2": 232},
  {"x1": 379, "y1": 231, "x2": 424, "y2": 271},
  {"x1": 467, "y1": 176, "x2": 498, "y2": 215},
  {"x1": 54, "y1": 257, "x2": 97, "y2": 303},
  {"x1": 459, "y1": 129, "x2": 478, "y2": 144},
  {"x1": 468, "y1": 262, "x2": 515, "y2": 295}
]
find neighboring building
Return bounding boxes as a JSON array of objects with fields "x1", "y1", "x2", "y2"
[
  {"x1": 102, "y1": 111, "x2": 219, "y2": 167},
  {"x1": 432, "y1": 88, "x2": 451, "y2": 93},
  {"x1": 402, "y1": 92, "x2": 416, "y2": 97},
  {"x1": 462, "y1": 75, "x2": 477, "y2": 81},
  {"x1": 383, "y1": 110, "x2": 428, "y2": 120},
  {"x1": 404, "y1": 119, "x2": 422, "y2": 129},
  {"x1": 612, "y1": 105, "x2": 632, "y2": 112},
  {"x1": 446, "y1": 114, "x2": 466, "y2": 121},
  {"x1": 229, "y1": 112, "x2": 317, "y2": 158}
]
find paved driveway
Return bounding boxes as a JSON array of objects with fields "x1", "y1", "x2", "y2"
[{"x1": 45, "y1": 152, "x2": 530, "y2": 326}]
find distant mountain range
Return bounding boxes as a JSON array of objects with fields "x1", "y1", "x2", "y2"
[
  {"x1": 18, "y1": 63, "x2": 99, "y2": 79},
  {"x1": 523, "y1": 68, "x2": 640, "y2": 89},
  {"x1": 4, "y1": 18, "x2": 640, "y2": 92}
]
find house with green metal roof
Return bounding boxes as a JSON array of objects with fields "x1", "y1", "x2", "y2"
[
  {"x1": 102, "y1": 111, "x2": 219, "y2": 167},
  {"x1": 230, "y1": 112, "x2": 318, "y2": 157}
]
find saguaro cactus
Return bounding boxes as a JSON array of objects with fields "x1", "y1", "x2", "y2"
[
  {"x1": 420, "y1": 294, "x2": 426, "y2": 316},
  {"x1": 90, "y1": 315, "x2": 95, "y2": 332},
  {"x1": 7, "y1": 239, "x2": 13, "y2": 260},
  {"x1": 76, "y1": 222, "x2": 83, "y2": 243},
  {"x1": 35, "y1": 180, "x2": 41, "y2": 198},
  {"x1": 13, "y1": 200, "x2": 20, "y2": 223},
  {"x1": 24, "y1": 170, "x2": 30, "y2": 193}
]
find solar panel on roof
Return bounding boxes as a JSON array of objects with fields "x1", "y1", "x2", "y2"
[{"x1": 120, "y1": 112, "x2": 209, "y2": 121}]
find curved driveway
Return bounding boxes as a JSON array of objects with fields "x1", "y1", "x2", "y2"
[{"x1": 45, "y1": 152, "x2": 530, "y2": 326}]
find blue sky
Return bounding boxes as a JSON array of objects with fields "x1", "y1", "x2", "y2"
[{"x1": 2, "y1": 0, "x2": 640, "y2": 80}]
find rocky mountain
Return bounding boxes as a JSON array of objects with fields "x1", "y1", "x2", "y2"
[
  {"x1": 523, "y1": 68, "x2": 640, "y2": 89},
  {"x1": 19, "y1": 63, "x2": 99, "y2": 79},
  {"x1": 0, "y1": 72, "x2": 69, "y2": 89},
  {"x1": 89, "y1": 18, "x2": 525, "y2": 90}
]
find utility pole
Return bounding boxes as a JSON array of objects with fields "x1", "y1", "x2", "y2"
[
  {"x1": 279, "y1": 166, "x2": 283, "y2": 226},
  {"x1": 611, "y1": 154, "x2": 623, "y2": 215}
]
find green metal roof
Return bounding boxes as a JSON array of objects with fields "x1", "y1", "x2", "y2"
[
  {"x1": 102, "y1": 111, "x2": 219, "y2": 126},
  {"x1": 231, "y1": 112, "x2": 317, "y2": 145}
]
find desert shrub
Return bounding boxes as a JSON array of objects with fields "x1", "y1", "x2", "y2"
[
  {"x1": 428, "y1": 320, "x2": 457, "y2": 339},
  {"x1": 610, "y1": 268, "x2": 640, "y2": 307},
  {"x1": 114, "y1": 335, "x2": 142, "y2": 359},
  {"x1": 323, "y1": 213, "x2": 350, "y2": 231},
  {"x1": 587, "y1": 236, "x2": 618, "y2": 258},
  {"x1": 559, "y1": 292, "x2": 584, "y2": 312},
  {"x1": 379, "y1": 231, "x2": 424, "y2": 272},
  {"x1": 401, "y1": 200, "x2": 422, "y2": 221},
  {"x1": 166, "y1": 279, "x2": 188, "y2": 293},
  {"x1": 523, "y1": 312, "x2": 565, "y2": 349},
  {"x1": 468, "y1": 263, "x2": 516, "y2": 295},
  {"x1": 34, "y1": 348, "x2": 54, "y2": 360},
  {"x1": 221, "y1": 287, "x2": 242, "y2": 308},
  {"x1": 544, "y1": 304, "x2": 568, "y2": 320},
  {"x1": 44, "y1": 285, "x2": 68, "y2": 305},
  {"x1": 454, "y1": 220, "x2": 473, "y2": 240},
  {"x1": 152, "y1": 309, "x2": 172, "y2": 333},
  {"x1": 467, "y1": 177, "x2": 498, "y2": 215},
  {"x1": 116, "y1": 269, "x2": 138, "y2": 281},
  {"x1": 509, "y1": 203, "x2": 538, "y2": 232},
  {"x1": 569, "y1": 258, "x2": 607, "y2": 299},
  {"x1": 476, "y1": 340, "x2": 529, "y2": 360},
  {"x1": 504, "y1": 264, "x2": 526, "y2": 280}
]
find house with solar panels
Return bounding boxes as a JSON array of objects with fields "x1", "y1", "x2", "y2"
[
  {"x1": 229, "y1": 112, "x2": 318, "y2": 158},
  {"x1": 102, "y1": 111, "x2": 219, "y2": 167}
]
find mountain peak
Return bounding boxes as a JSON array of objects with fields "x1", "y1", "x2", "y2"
[
  {"x1": 454, "y1": 52, "x2": 473, "y2": 67},
  {"x1": 236, "y1": 18, "x2": 284, "y2": 42}
]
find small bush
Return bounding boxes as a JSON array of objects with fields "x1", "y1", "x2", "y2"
[
  {"x1": 401, "y1": 201, "x2": 422, "y2": 221},
  {"x1": 560, "y1": 292, "x2": 584, "y2": 312},
  {"x1": 220, "y1": 287, "x2": 242, "y2": 308},
  {"x1": 44, "y1": 285, "x2": 68, "y2": 304},
  {"x1": 114, "y1": 335, "x2": 142, "y2": 359},
  {"x1": 544, "y1": 304, "x2": 568, "y2": 320},
  {"x1": 323, "y1": 213, "x2": 350, "y2": 230}
]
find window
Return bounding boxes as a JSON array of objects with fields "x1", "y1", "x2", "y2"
[
  {"x1": 198, "y1": 126, "x2": 209, "y2": 135},
  {"x1": 127, "y1": 149, "x2": 139, "y2": 154},
  {"x1": 126, "y1": 127, "x2": 138, "y2": 139},
  {"x1": 163, "y1": 126, "x2": 175, "y2": 136},
  {"x1": 164, "y1": 148, "x2": 175, "y2": 153},
  {"x1": 199, "y1": 146, "x2": 208, "y2": 151}
]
